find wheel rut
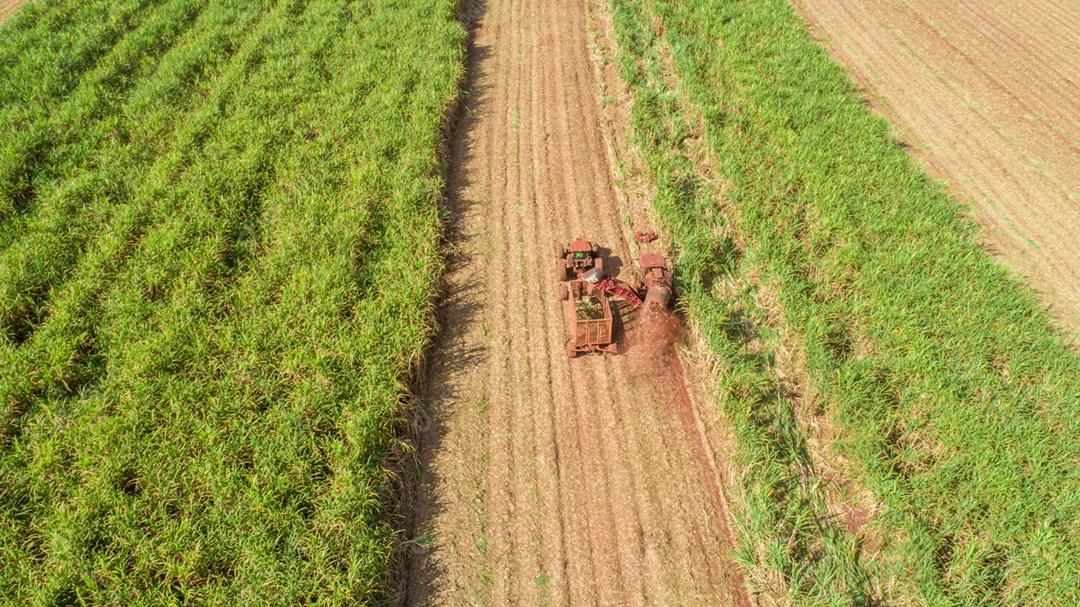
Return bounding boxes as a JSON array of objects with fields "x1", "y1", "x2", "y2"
[{"x1": 398, "y1": 0, "x2": 751, "y2": 605}]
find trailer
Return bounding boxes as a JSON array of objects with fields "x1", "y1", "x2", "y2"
[{"x1": 559, "y1": 277, "x2": 616, "y2": 357}]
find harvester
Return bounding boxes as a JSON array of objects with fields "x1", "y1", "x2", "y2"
[{"x1": 556, "y1": 233, "x2": 673, "y2": 358}]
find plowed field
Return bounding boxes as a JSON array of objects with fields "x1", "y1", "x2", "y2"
[
  {"x1": 397, "y1": 0, "x2": 749, "y2": 605},
  {"x1": 793, "y1": 0, "x2": 1080, "y2": 332}
]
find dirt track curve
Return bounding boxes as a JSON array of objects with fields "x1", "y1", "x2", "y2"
[
  {"x1": 397, "y1": 0, "x2": 749, "y2": 605},
  {"x1": 794, "y1": 0, "x2": 1080, "y2": 333}
]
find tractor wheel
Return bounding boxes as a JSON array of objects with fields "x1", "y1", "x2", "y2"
[
  {"x1": 555, "y1": 243, "x2": 565, "y2": 259},
  {"x1": 558, "y1": 285, "x2": 569, "y2": 300}
]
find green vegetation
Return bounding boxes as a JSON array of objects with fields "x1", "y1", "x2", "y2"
[
  {"x1": 0, "y1": 0, "x2": 464, "y2": 603},
  {"x1": 609, "y1": 1, "x2": 878, "y2": 604},
  {"x1": 609, "y1": 0, "x2": 1080, "y2": 605}
]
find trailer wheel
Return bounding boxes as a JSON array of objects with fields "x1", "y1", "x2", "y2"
[
  {"x1": 566, "y1": 343, "x2": 578, "y2": 358},
  {"x1": 558, "y1": 285, "x2": 569, "y2": 300}
]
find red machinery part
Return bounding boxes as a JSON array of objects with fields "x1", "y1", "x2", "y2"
[
  {"x1": 591, "y1": 278, "x2": 642, "y2": 309},
  {"x1": 635, "y1": 229, "x2": 657, "y2": 244},
  {"x1": 638, "y1": 252, "x2": 672, "y2": 312}
]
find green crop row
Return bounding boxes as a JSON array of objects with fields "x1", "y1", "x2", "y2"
[
  {"x1": 609, "y1": 0, "x2": 1080, "y2": 606},
  {"x1": 0, "y1": 0, "x2": 465, "y2": 603},
  {"x1": 607, "y1": 1, "x2": 880, "y2": 604}
]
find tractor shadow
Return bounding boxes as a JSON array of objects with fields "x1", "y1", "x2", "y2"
[
  {"x1": 393, "y1": 4, "x2": 491, "y2": 603},
  {"x1": 596, "y1": 246, "x2": 624, "y2": 279},
  {"x1": 611, "y1": 299, "x2": 636, "y2": 349}
]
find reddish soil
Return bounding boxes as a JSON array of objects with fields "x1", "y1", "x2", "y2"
[
  {"x1": 0, "y1": 0, "x2": 27, "y2": 21},
  {"x1": 396, "y1": 0, "x2": 750, "y2": 605},
  {"x1": 793, "y1": 0, "x2": 1080, "y2": 334}
]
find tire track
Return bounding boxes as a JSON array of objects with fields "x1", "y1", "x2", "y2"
[
  {"x1": 401, "y1": 0, "x2": 751, "y2": 604},
  {"x1": 536, "y1": 5, "x2": 599, "y2": 602},
  {"x1": 524, "y1": 2, "x2": 571, "y2": 603}
]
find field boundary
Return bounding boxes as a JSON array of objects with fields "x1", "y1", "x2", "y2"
[{"x1": 389, "y1": 1, "x2": 481, "y2": 603}]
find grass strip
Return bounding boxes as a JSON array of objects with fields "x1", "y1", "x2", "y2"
[
  {"x1": 613, "y1": 0, "x2": 1080, "y2": 605},
  {"x1": 608, "y1": 1, "x2": 880, "y2": 604}
]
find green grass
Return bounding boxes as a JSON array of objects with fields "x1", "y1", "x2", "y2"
[
  {"x1": 608, "y1": 0, "x2": 1080, "y2": 606},
  {"x1": 0, "y1": 0, "x2": 465, "y2": 603},
  {"x1": 608, "y1": 1, "x2": 878, "y2": 604}
]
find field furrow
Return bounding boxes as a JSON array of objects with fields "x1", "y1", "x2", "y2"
[
  {"x1": 0, "y1": 3, "x2": 81, "y2": 65},
  {"x1": 0, "y1": 0, "x2": 218, "y2": 349},
  {"x1": 0, "y1": 1, "x2": 162, "y2": 109},
  {"x1": 0, "y1": 0, "x2": 298, "y2": 426},
  {"x1": 0, "y1": 0, "x2": 207, "y2": 227}
]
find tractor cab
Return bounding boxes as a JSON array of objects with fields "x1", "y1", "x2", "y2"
[{"x1": 558, "y1": 238, "x2": 603, "y2": 280}]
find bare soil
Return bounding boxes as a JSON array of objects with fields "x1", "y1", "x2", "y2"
[
  {"x1": 0, "y1": 0, "x2": 27, "y2": 21},
  {"x1": 396, "y1": 0, "x2": 750, "y2": 605},
  {"x1": 793, "y1": 0, "x2": 1080, "y2": 334}
]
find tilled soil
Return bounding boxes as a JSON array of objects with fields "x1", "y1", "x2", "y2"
[
  {"x1": 793, "y1": 0, "x2": 1080, "y2": 333},
  {"x1": 0, "y1": 0, "x2": 27, "y2": 21},
  {"x1": 397, "y1": 0, "x2": 749, "y2": 605}
]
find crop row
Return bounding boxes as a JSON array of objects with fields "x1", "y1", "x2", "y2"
[{"x1": 0, "y1": 0, "x2": 464, "y2": 603}]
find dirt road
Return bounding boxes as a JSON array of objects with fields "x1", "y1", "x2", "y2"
[
  {"x1": 793, "y1": 0, "x2": 1080, "y2": 333},
  {"x1": 397, "y1": 0, "x2": 749, "y2": 605},
  {"x1": 0, "y1": 0, "x2": 27, "y2": 21}
]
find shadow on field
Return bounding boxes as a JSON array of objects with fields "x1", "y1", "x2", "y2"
[{"x1": 392, "y1": 3, "x2": 489, "y2": 604}]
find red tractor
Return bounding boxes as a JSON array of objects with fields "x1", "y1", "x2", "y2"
[{"x1": 556, "y1": 238, "x2": 603, "y2": 281}]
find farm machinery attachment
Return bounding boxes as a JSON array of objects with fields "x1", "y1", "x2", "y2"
[{"x1": 556, "y1": 234, "x2": 673, "y2": 358}]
